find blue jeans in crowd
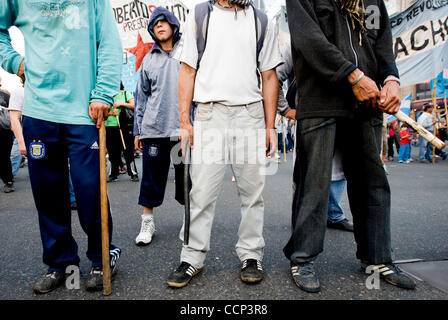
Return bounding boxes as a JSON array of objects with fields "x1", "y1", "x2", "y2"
[
  {"x1": 10, "y1": 138, "x2": 22, "y2": 176},
  {"x1": 327, "y1": 179, "x2": 347, "y2": 223},
  {"x1": 419, "y1": 135, "x2": 429, "y2": 161},
  {"x1": 398, "y1": 143, "x2": 411, "y2": 162}
]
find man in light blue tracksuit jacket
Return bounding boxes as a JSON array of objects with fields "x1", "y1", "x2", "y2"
[
  {"x1": 133, "y1": 7, "x2": 188, "y2": 246},
  {"x1": 0, "y1": 0, "x2": 122, "y2": 293}
]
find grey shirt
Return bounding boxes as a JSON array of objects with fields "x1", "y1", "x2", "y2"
[
  {"x1": 276, "y1": 43, "x2": 294, "y2": 117},
  {"x1": 135, "y1": 41, "x2": 181, "y2": 139}
]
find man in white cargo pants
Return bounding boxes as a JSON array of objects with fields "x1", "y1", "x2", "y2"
[{"x1": 167, "y1": 0, "x2": 282, "y2": 288}]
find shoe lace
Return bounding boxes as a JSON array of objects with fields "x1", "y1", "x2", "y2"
[
  {"x1": 140, "y1": 218, "x2": 155, "y2": 234},
  {"x1": 176, "y1": 262, "x2": 192, "y2": 273},
  {"x1": 299, "y1": 263, "x2": 314, "y2": 275},
  {"x1": 242, "y1": 259, "x2": 262, "y2": 271},
  {"x1": 90, "y1": 267, "x2": 102, "y2": 275},
  {"x1": 385, "y1": 263, "x2": 401, "y2": 274},
  {"x1": 45, "y1": 272, "x2": 59, "y2": 279}
]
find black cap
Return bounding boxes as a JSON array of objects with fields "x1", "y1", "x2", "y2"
[{"x1": 423, "y1": 103, "x2": 434, "y2": 111}]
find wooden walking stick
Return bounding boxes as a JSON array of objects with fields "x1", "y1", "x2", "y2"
[
  {"x1": 115, "y1": 114, "x2": 127, "y2": 150},
  {"x1": 394, "y1": 111, "x2": 445, "y2": 150},
  {"x1": 99, "y1": 122, "x2": 111, "y2": 296},
  {"x1": 445, "y1": 92, "x2": 448, "y2": 135}
]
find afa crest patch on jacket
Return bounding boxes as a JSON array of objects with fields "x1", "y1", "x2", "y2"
[{"x1": 29, "y1": 140, "x2": 46, "y2": 160}]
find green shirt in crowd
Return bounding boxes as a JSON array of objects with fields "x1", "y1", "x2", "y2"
[{"x1": 106, "y1": 90, "x2": 134, "y2": 127}]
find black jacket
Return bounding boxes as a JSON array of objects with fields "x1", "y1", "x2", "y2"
[{"x1": 286, "y1": 0, "x2": 399, "y2": 121}]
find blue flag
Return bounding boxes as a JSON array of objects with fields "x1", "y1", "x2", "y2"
[
  {"x1": 387, "y1": 93, "x2": 412, "y2": 124},
  {"x1": 430, "y1": 71, "x2": 448, "y2": 98}
]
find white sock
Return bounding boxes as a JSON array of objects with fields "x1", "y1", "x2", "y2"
[{"x1": 142, "y1": 212, "x2": 153, "y2": 221}]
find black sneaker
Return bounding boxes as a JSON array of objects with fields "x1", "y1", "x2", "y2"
[
  {"x1": 327, "y1": 219, "x2": 354, "y2": 232},
  {"x1": 107, "y1": 175, "x2": 118, "y2": 183},
  {"x1": 86, "y1": 247, "x2": 121, "y2": 292},
  {"x1": 361, "y1": 262, "x2": 416, "y2": 290},
  {"x1": 290, "y1": 262, "x2": 321, "y2": 293},
  {"x1": 33, "y1": 271, "x2": 67, "y2": 294},
  {"x1": 3, "y1": 182, "x2": 15, "y2": 193},
  {"x1": 130, "y1": 174, "x2": 139, "y2": 182},
  {"x1": 240, "y1": 259, "x2": 263, "y2": 283},
  {"x1": 167, "y1": 262, "x2": 202, "y2": 288}
]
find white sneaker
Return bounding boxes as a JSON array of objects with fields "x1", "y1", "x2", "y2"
[{"x1": 135, "y1": 216, "x2": 155, "y2": 246}]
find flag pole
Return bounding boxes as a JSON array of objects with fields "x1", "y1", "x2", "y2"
[
  {"x1": 444, "y1": 92, "x2": 448, "y2": 131},
  {"x1": 432, "y1": 78, "x2": 437, "y2": 163}
]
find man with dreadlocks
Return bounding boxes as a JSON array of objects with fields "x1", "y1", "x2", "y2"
[
  {"x1": 283, "y1": 0, "x2": 416, "y2": 293},
  {"x1": 166, "y1": 0, "x2": 282, "y2": 288}
]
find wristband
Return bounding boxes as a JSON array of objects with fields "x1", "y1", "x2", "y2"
[
  {"x1": 351, "y1": 71, "x2": 364, "y2": 86},
  {"x1": 383, "y1": 76, "x2": 400, "y2": 86}
]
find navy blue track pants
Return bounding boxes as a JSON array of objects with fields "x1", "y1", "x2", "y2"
[
  {"x1": 23, "y1": 116, "x2": 117, "y2": 272},
  {"x1": 138, "y1": 138, "x2": 187, "y2": 208}
]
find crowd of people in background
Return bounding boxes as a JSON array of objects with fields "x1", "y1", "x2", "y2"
[{"x1": 383, "y1": 104, "x2": 448, "y2": 165}]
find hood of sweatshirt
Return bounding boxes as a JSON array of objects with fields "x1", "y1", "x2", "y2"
[{"x1": 147, "y1": 7, "x2": 180, "y2": 46}]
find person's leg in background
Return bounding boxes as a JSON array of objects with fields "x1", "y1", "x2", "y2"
[
  {"x1": 0, "y1": 129, "x2": 14, "y2": 192},
  {"x1": 10, "y1": 137, "x2": 22, "y2": 177},
  {"x1": 122, "y1": 127, "x2": 138, "y2": 181},
  {"x1": 398, "y1": 142, "x2": 406, "y2": 162},
  {"x1": 327, "y1": 179, "x2": 353, "y2": 231},
  {"x1": 106, "y1": 127, "x2": 122, "y2": 181},
  {"x1": 418, "y1": 135, "x2": 427, "y2": 162}
]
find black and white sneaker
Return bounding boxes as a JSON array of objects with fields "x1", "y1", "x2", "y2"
[
  {"x1": 33, "y1": 271, "x2": 67, "y2": 294},
  {"x1": 3, "y1": 182, "x2": 15, "y2": 193},
  {"x1": 240, "y1": 259, "x2": 263, "y2": 283},
  {"x1": 86, "y1": 247, "x2": 121, "y2": 292},
  {"x1": 291, "y1": 262, "x2": 320, "y2": 293},
  {"x1": 361, "y1": 262, "x2": 416, "y2": 290},
  {"x1": 167, "y1": 262, "x2": 202, "y2": 288}
]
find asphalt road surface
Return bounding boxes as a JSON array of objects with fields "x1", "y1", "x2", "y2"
[{"x1": 1, "y1": 148, "x2": 447, "y2": 301}]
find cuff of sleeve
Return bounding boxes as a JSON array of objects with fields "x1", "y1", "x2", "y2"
[
  {"x1": 181, "y1": 58, "x2": 198, "y2": 70},
  {"x1": 380, "y1": 65, "x2": 400, "y2": 83},
  {"x1": 12, "y1": 55, "x2": 24, "y2": 75},
  {"x1": 333, "y1": 64, "x2": 357, "y2": 84},
  {"x1": 90, "y1": 93, "x2": 113, "y2": 107}
]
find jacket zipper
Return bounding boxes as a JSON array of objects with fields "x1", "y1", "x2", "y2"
[{"x1": 345, "y1": 18, "x2": 358, "y2": 67}]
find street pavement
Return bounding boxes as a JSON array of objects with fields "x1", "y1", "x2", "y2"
[{"x1": 0, "y1": 147, "x2": 447, "y2": 301}]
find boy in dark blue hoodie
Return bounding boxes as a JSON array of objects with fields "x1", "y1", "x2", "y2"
[{"x1": 134, "y1": 7, "x2": 186, "y2": 246}]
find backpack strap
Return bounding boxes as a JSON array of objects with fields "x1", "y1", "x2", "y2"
[
  {"x1": 194, "y1": 2, "x2": 268, "y2": 74},
  {"x1": 195, "y1": 1, "x2": 213, "y2": 70},
  {"x1": 252, "y1": 5, "x2": 268, "y2": 68}
]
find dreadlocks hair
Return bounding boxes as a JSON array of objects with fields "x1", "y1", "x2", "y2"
[{"x1": 335, "y1": 0, "x2": 367, "y2": 46}]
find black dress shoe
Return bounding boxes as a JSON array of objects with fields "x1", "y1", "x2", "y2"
[{"x1": 327, "y1": 219, "x2": 354, "y2": 232}]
